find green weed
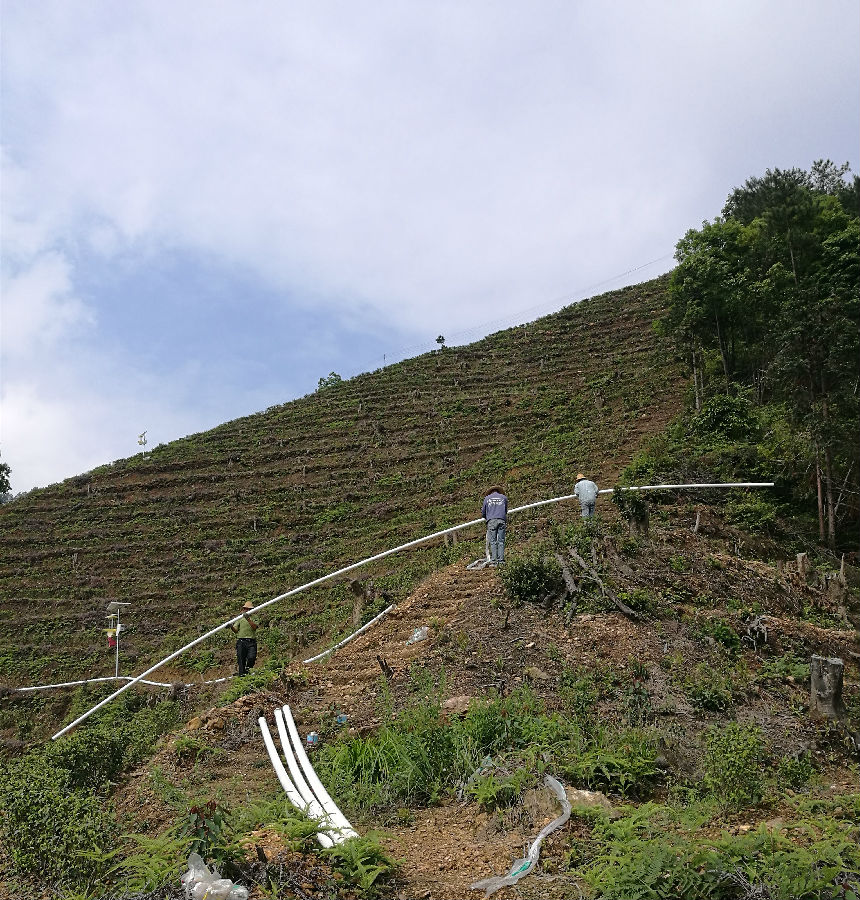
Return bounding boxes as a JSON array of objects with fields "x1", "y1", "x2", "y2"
[
  {"x1": 577, "y1": 802, "x2": 860, "y2": 899},
  {"x1": 323, "y1": 834, "x2": 398, "y2": 898},
  {"x1": 703, "y1": 722, "x2": 766, "y2": 810}
]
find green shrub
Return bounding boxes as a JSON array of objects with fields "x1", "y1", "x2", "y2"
[
  {"x1": 683, "y1": 662, "x2": 738, "y2": 711},
  {"x1": 725, "y1": 494, "x2": 779, "y2": 533},
  {"x1": 757, "y1": 654, "x2": 810, "y2": 683},
  {"x1": 0, "y1": 761, "x2": 117, "y2": 888},
  {"x1": 692, "y1": 394, "x2": 758, "y2": 443},
  {"x1": 500, "y1": 551, "x2": 563, "y2": 605},
  {"x1": 99, "y1": 826, "x2": 193, "y2": 894},
  {"x1": 579, "y1": 802, "x2": 860, "y2": 900},
  {"x1": 776, "y1": 752, "x2": 816, "y2": 791},
  {"x1": 219, "y1": 666, "x2": 279, "y2": 703},
  {"x1": 181, "y1": 649, "x2": 217, "y2": 673},
  {"x1": 559, "y1": 667, "x2": 599, "y2": 726},
  {"x1": 698, "y1": 618, "x2": 741, "y2": 654},
  {"x1": 467, "y1": 768, "x2": 534, "y2": 810},
  {"x1": 611, "y1": 487, "x2": 651, "y2": 530},
  {"x1": 0, "y1": 696, "x2": 178, "y2": 889},
  {"x1": 559, "y1": 728, "x2": 659, "y2": 798},
  {"x1": 616, "y1": 588, "x2": 657, "y2": 615},
  {"x1": 703, "y1": 723, "x2": 765, "y2": 809}
]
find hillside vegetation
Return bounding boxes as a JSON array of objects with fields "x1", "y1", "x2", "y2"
[
  {"x1": 0, "y1": 276, "x2": 680, "y2": 704},
  {"x1": 0, "y1": 161, "x2": 858, "y2": 900}
]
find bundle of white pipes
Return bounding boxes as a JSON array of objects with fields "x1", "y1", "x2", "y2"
[
  {"x1": 52, "y1": 481, "x2": 773, "y2": 740},
  {"x1": 258, "y1": 704, "x2": 358, "y2": 846}
]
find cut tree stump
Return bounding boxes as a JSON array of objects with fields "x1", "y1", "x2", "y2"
[{"x1": 810, "y1": 655, "x2": 846, "y2": 720}]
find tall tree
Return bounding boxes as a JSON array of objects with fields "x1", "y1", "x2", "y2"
[
  {"x1": 669, "y1": 162, "x2": 860, "y2": 547},
  {"x1": 0, "y1": 454, "x2": 10, "y2": 496}
]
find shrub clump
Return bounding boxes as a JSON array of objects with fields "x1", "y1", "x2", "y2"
[
  {"x1": 703, "y1": 722, "x2": 766, "y2": 809},
  {"x1": 0, "y1": 696, "x2": 178, "y2": 890},
  {"x1": 499, "y1": 552, "x2": 563, "y2": 605}
]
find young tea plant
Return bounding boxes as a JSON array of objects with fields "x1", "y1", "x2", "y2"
[{"x1": 703, "y1": 722, "x2": 766, "y2": 810}]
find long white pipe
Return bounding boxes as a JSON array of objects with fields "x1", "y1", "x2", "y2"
[
  {"x1": 273, "y1": 708, "x2": 336, "y2": 847},
  {"x1": 13, "y1": 674, "x2": 232, "y2": 693},
  {"x1": 299, "y1": 481, "x2": 774, "y2": 665},
  {"x1": 282, "y1": 704, "x2": 358, "y2": 842},
  {"x1": 303, "y1": 602, "x2": 397, "y2": 664},
  {"x1": 52, "y1": 481, "x2": 773, "y2": 740},
  {"x1": 257, "y1": 716, "x2": 315, "y2": 820}
]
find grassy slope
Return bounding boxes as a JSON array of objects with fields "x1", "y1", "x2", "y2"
[
  {"x1": 0, "y1": 275, "x2": 680, "y2": 714},
  {"x1": 0, "y1": 272, "x2": 858, "y2": 899}
]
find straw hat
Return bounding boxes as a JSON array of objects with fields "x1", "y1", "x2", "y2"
[
  {"x1": 242, "y1": 601, "x2": 254, "y2": 610},
  {"x1": 576, "y1": 473, "x2": 586, "y2": 481}
]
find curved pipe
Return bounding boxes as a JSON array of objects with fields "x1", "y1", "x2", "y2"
[
  {"x1": 53, "y1": 481, "x2": 773, "y2": 739},
  {"x1": 273, "y1": 708, "x2": 336, "y2": 846},
  {"x1": 283, "y1": 704, "x2": 358, "y2": 842}
]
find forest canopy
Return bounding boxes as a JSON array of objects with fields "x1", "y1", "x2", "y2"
[{"x1": 668, "y1": 161, "x2": 859, "y2": 548}]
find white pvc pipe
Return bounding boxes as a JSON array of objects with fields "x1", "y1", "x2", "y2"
[
  {"x1": 53, "y1": 517, "x2": 483, "y2": 739},
  {"x1": 512, "y1": 482, "x2": 775, "y2": 516},
  {"x1": 52, "y1": 481, "x2": 773, "y2": 740},
  {"x1": 303, "y1": 602, "x2": 397, "y2": 664},
  {"x1": 257, "y1": 716, "x2": 316, "y2": 820},
  {"x1": 13, "y1": 674, "x2": 232, "y2": 693},
  {"x1": 273, "y1": 708, "x2": 336, "y2": 847},
  {"x1": 283, "y1": 704, "x2": 358, "y2": 842}
]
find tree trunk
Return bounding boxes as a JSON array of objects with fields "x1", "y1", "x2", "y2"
[
  {"x1": 809, "y1": 655, "x2": 846, "y2": 720},
  {"x1": 713, "y1": 311, "x2": 731, "y2": 385},
  {"x1": 815, "y1": 446, "x2": 826, "y2": 544},
  {"x1": 824, "y1": 446, "x2": 836, "y2": 548},
  {"x1": 692, "y1": 350, "x2": 701, "y2": 411}
]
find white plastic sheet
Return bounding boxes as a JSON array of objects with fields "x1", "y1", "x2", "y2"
[{"x1": 469, "y1": 775, "x2": 571, "y2": 897}]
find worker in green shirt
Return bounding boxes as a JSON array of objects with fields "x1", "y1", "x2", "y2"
[{"x1": 229, "y1": 600, "x2": 259, "y2": 676}]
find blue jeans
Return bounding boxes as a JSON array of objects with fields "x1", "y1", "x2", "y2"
[{"x1": 486, "y1": 519, "x2": 507, "y2": 562}]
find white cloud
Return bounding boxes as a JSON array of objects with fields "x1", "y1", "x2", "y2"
[
  {"x1": 1, "y1": 251, "x2": 94, "y2": 358},
  {"x1": 1, "y1": 0, "x2": 857, "y2": 490}
]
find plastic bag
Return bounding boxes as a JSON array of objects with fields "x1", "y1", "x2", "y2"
[
  {"x1": 181, "y1": 853, "x2": 210, "y2": 899},
  {"x1": 407, "y1": 625, "x2": 429, "y2": 644},
  {"x1": 469, "y1": 775, "x2": 571, "y2": 897},
  {"x1": 181, "y1": 852, "x2": 248, "y2": 900}
]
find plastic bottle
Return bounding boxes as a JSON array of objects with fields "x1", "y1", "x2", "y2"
[{"x1": 227, "y1": 887, "x2": 250, "y2": 900}]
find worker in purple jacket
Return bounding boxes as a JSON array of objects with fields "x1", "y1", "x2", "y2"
[{"x1": 482, "y1": 488, "x2": 508, "y2": 565}]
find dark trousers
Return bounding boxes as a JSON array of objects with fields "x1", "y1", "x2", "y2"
[{"x1": 236, "y1": 638, "x2": 257, "y2": 676}]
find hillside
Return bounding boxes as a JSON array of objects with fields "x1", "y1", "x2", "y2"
[
  {"x1": 1, "y1": 273, "x2": 858, "y2": 900},
  {"x1": 0, "y1": 276, "x2": 680, "y2": 711}
]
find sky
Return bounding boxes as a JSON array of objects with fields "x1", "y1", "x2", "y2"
[{"x1": 1, "y1": 1, "x2": 858, "y2": 494}]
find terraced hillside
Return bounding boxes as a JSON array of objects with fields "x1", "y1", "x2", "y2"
[{"x1": 0, "y1": 276, "x2": 682, "y2": 725}]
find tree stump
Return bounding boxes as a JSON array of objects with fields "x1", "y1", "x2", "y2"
[
  {"x1": 349, "y1": 579, "x2": 366, "y2": 627},
  {"x1": 796, "y1": 552, "x2": 811, "y2": 582},
  {"x1": 630, "y1": 505, "x2": 650, "y2": 538},
  {"x1": 810, "y1": 655, "x2": 846, "y2": 720}
]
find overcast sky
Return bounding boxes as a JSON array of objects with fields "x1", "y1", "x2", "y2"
[{"x1": 1, "y1": 1, "x2": 857, "y2": 494}]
